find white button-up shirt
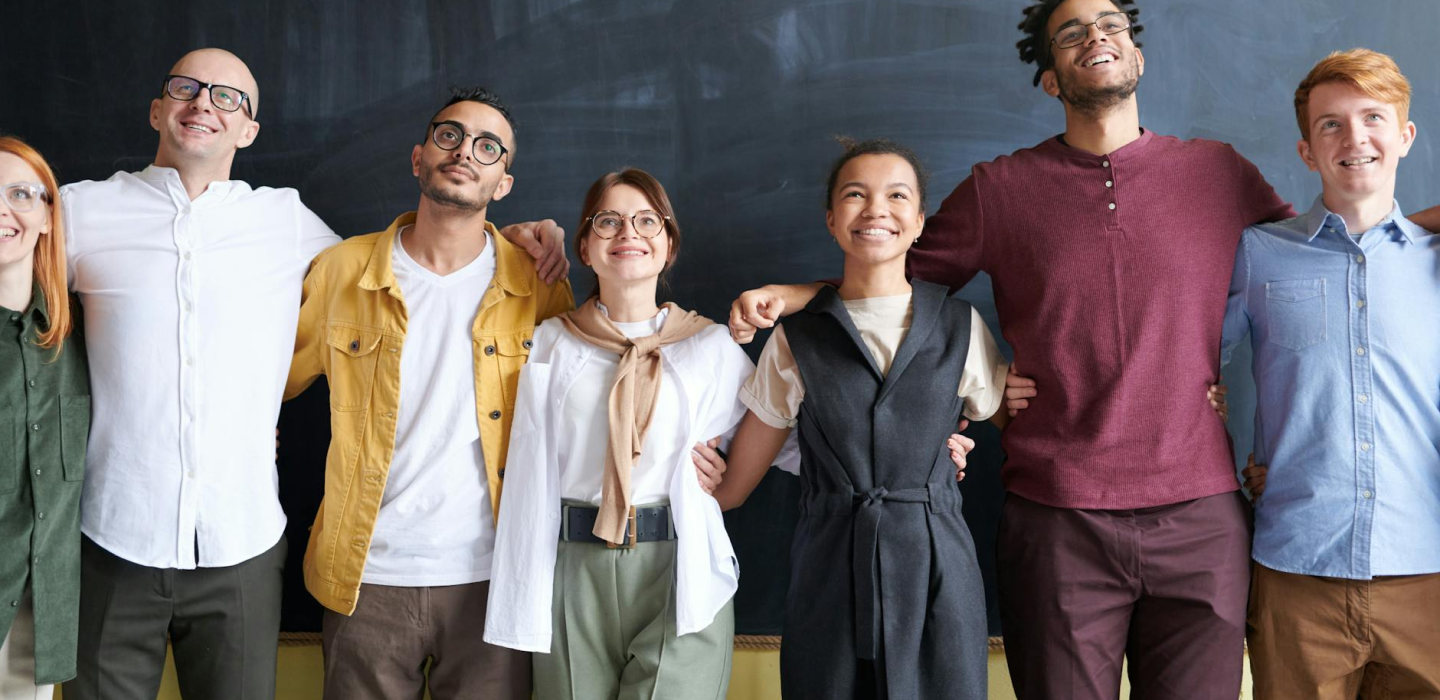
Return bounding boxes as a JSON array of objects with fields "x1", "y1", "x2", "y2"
[{"x1": 62, "y1": 166, "x2": 339, "y2": 569}]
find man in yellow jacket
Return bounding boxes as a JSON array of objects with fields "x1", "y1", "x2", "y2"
[{"x1": 285, "y1": 87, "x2": 574, "y2": 700}]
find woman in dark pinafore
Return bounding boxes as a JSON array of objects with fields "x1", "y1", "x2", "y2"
[{"x1": 711, "y1": 139, "x2": 1013, "y2": 699}]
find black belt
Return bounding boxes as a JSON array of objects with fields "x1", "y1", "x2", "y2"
[{"x1": 559, "y1": 503, "x2": 674, "y2": 549}]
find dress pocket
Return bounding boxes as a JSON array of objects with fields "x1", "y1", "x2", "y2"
[
  {"x1": 1264, "y1": 279, "x2": 1326, "y2": 351},
  {"x1": 61, "y1": 395, "x2": 91, "y2": 481}
]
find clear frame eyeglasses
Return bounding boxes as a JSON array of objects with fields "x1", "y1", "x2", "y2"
[
  {"x1": 2, "y1": 182, "x2": 49, "y2": 214},
  {"x1": 1050, "y1": 11, "x2": 1132, "y2": 50},
  {"x1": 162, "y1": 75, "x2": 254, "y2": 119},
  {"x1": 586, "y1": 210, "x2": 669, "y2": 239},
  {"x1": 430, "y1": 121, "x2": 510, "y2": 168}
]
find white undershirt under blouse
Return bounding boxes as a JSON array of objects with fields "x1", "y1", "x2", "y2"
[{"x1": 557, "y1": 304, "x2": 681, "y2": 506}]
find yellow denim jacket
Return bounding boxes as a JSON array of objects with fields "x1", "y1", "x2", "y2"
[{"x1": 286, "y1": 212, "x2": 574, "y2": 614}]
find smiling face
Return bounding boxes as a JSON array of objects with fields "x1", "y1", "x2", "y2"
[
  {"x1": 1298, "y1": 80, "x2": 1415, "y2": 204},
  {"x1": 1041, "y1": 0, "x2": 1144, "y2": 115},
  {"x1": 826, "y1": 154, "x2": 924, "y2": 267},
  {"x1": 578, "y1": 184, "x2": 673, "y2": 288},
  {"x1": 0, "y1": 152, "x2": 51, "y2": 277},
  {"x1": 412, "y1": 100, "x2": 515, "y2": 212},
  {"x1": 150, "y1": 49, "x2": 260, "y2": 170}
]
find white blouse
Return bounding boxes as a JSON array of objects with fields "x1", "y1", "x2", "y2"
[{"x1": 486, "y1": 315, "x2": 795, "y2": 652}]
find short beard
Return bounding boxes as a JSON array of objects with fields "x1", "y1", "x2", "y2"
[
  {"x1": 1055, "y1": 53, "x2": 1140, "y2": 116},
  {"x1": 418, "y1": 161, "x2": 497, "y2": 212}
]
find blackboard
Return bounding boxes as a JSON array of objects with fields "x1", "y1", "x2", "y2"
[{"x1": 5, "y1": 0, "x2": 1437, "y2": 638}]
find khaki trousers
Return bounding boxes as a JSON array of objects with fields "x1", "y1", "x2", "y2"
[
  {"x1": 534, "y1": 539, "x2": 733, "y2": 700},
  {"x1": 321, "y1": 580, "x2": 530, "y2": 700},
  {"x1": 1248, "y1": 563, "x2": 1440, "y2": 699}
]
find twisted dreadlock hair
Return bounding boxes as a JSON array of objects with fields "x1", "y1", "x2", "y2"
[{"x1": 1016, "y1": 0, "x2": 1144, "y2": 87}]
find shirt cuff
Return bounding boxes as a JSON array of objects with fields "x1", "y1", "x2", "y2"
[{"x1": 739, "y1": 384, "x2": 797, "y2": 430}]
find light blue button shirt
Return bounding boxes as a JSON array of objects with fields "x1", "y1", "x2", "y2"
[{"x1": 1221, "y1": 198, "x2": 1440, "y2": 579}]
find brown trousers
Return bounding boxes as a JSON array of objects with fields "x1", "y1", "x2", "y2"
[
  {"x1": 321, "y1": 581, "x2": 530, "y2": 700},
  {"x1": 997, "y1": 492, "x2": 1253, "y2": 700},
  {"x1": 1247, "y1": 564, "x2": 1440, "y2": 700}
]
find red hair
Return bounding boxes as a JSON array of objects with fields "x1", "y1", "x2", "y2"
[
  {"x1": 1295, "y1": 49, "x2": 1412, "y2": 141},
  {"x1": 0, "y1": 136, "x2": 71, "y2": 353}
]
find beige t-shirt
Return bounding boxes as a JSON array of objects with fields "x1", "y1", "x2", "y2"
[{"x1": 740, "y1": 293, "x2": 1008, "y2": 428}]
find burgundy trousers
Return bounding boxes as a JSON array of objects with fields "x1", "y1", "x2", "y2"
[{"x1": 997, "y1": 491, "x2": 1252, "y2": 700}]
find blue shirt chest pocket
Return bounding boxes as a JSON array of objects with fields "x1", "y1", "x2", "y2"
[{"x1": 1264, "y1": 278, "x2": 1327, "y2": 351}]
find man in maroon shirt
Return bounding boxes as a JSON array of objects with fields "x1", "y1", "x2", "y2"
[{"x1": 728, "y1": 0, "x2": 1440, "y2": 698}]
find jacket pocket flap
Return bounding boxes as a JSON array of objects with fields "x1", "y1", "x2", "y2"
[
  {"x1": 326, "y1": 325, "x2": 384, "y2": 357},
  {"x1": 495, "y1": 331, "x2": 534, "y2": 357}
]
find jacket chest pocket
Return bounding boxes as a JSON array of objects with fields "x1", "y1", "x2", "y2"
[
  {"x1": 61, "y1": 395, "x2": 90, "y2": 481},
  {"x1": 326, "y1": 325, "x2": 385, "y2": 412},
  {"x1": 1265, "y1": 279, "x2": 1327, "y2": 352},
  {"x1": 487, "y1": 331, "x2": 533, "y2": 408}
]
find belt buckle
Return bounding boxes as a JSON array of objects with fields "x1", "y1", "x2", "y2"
[{"x1": 607, "y1": 506, "x2": 639, "y2": 549}]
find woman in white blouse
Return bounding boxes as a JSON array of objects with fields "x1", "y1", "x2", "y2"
[{"x1": 483, "y1": 168, "x2": 765, "y2": 699}]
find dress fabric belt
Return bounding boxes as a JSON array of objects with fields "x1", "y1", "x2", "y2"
[{"x1": 801, "y1": 485, "x2": 935, "y2": 661}]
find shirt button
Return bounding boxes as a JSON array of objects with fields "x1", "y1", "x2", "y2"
[
  {"x1": 1360, "y1": 442, "x2": 1371, "y2": 451},
  {"x1": 183, "y1": 301, "x2": 192, "y2": 311},
  {"x1": 490, "y1": 410, "x2": 502, "y2": 420},
  {"x1": 1362, "y1": 489, "x2": 1373, "y2": 499},
  {"x1": 28, "y1": 379, "x2": 36, "y2": 388},
  {"x1": 37, "y1": 512, "x2": 44, "y2": 520},
  {"x1": 1358, "y1": 394, "x2": 1368, "y2": 404},
  {"x1": 1355, "y1": 299, "x2": 1365, "y2": 309},
  {"x1": 187, "y1": 471, "x2": 196, "y2": 478},
  {"x1": 33, "y1": 469, "x2": 41, "y2": 476},
  {"x1": 1105, "y1": 180, "x2": 1113, "y2": 188},
  {"x1": 183, "y1": 252, "x2": 192, "y2": 260},
  {"x1": 1102, "y1": 160, "x2": 1110, "y2": 167},
  {"x1": 1108, "y1": 203, "x2": 1116, "y2": 210},
  {"x1": 186, "y1": 357, "x2": 195, "y2": 366},
  {"x1": 1356, "y1": 347, "x2": 1366, "y2": 356},
  {"x1": 31, "y1": 424, "x2": 40, "y2": 432},
  {"x1": 1356, "y1": 254, "x2": 1365, "y2": 263},
  {"x1": 485, "y1": 345, "x2": 496, "y2": 356}
]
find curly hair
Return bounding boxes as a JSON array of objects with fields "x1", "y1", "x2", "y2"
[{"x1": 1017, "y1": 0, "x2": 1144, "y2": 87}]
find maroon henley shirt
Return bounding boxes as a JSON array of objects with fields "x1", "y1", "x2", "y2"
[{"x1": 915, "y1": 129, "x2": 1293, "y2": 509}]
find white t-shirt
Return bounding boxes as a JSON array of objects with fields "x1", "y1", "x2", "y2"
[
  {"x1": 558, "y1": 305, "x2": 684, "y2": 506},
  {"x1": 362, "y1": 228, "x2": 498, "y2": 586}
]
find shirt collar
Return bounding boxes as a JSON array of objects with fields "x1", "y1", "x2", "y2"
[
  {"x1": 360, "y1": 212, "x2": 532, "y2": 297},
  {"x1": 1300, "y1": 196, "x2": 1419, "y2": 244},
  {"x1": 1047, "y1": 127, "x2": 1154, "y2": 163},
  {"x1": 3, "y1": 281, "x2": 50, "y2": 331},
  {"x1": 136, "y1": 164, "x2": 239, "y2": 202}
]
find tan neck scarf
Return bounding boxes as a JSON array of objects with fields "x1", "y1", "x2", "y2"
[{"x1": 559, "y1": 298, "x2": 714, "y2": 544}]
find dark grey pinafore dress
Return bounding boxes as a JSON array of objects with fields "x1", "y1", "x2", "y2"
[{"x1": 778, "y1": 281, "x2": 987, "y2": 700}]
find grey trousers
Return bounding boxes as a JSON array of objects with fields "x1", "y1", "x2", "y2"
[
  {"x1": 62, "y1": 535, "x2": 286, "y2": 700},
  {"x1": 321, "y1": 581, "x2": 531, "y2": 700},
  {"x1": 534, "y1": 539, "x2": 734, "y2": 700}
]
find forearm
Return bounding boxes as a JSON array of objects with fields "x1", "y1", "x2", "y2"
[{"x1": 713, "y1": 411, "x2": 791, "y2": 510}]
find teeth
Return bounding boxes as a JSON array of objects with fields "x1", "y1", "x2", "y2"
[
  {"x1": 0, "y1": 229, "x2": 18, "y2": 238},
  {"x1": 855, "y1": 228, "x2": 894, "y2": 237},
  {"x1": 1340, "y1": 157, "x2": 1377, "y2": 166},
  {"x1": 1084, "y1": 54, "x2": 1115, "y2": 67},
  {"x1": 612, "y1": 251, "x2": 646, "y2": 256},
  {"x1": 185, "y1": 124, "x2": 214, "y2": 133}
]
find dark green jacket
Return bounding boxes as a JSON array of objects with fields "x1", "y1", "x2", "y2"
[{"x1": 1, "y1": 284, "x2": 89, "y2": 684}]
